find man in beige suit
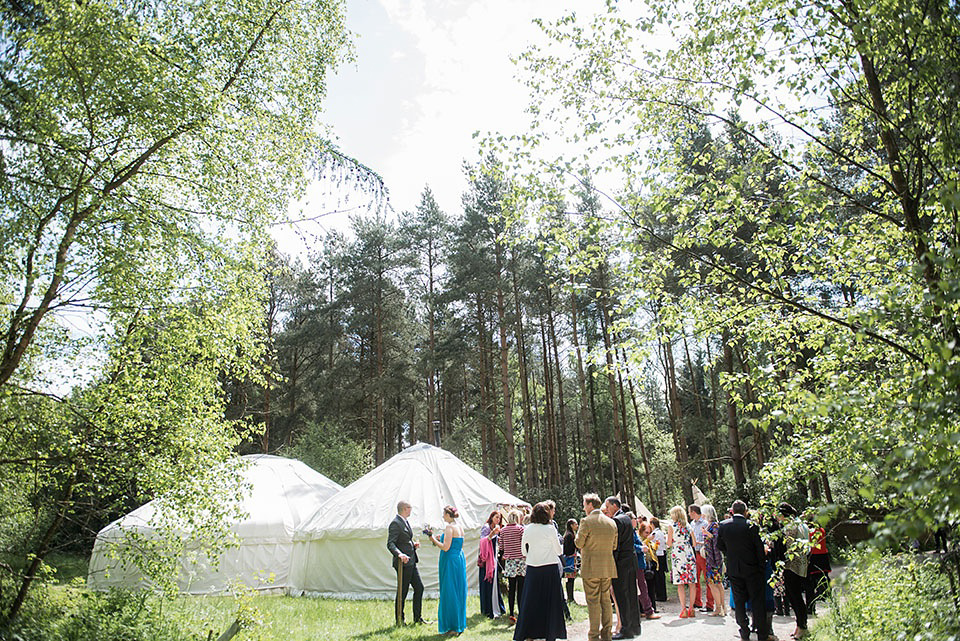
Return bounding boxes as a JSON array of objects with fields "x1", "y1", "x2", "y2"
[{"x1": 576, "y1": 493, "x2": 619, "y2": 641}]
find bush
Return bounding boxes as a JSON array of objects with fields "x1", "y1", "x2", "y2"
[
  {"x1": 813, "y1": 551, "x2": 960, "y2": 641},
  {"x1": 4, "y1": 583, "x2": 187, "y2": 641}
]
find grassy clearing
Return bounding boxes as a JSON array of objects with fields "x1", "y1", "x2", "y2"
[
  {"x1": 169, "y1": 593, "x2": 588, "y2": 641},
  {"x1": 37, "y1": 554, "x2": 586, "y2": 640}
]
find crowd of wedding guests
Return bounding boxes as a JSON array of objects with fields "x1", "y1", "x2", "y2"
[{"x1": 388, "y1": 494, "x2": 832, "y2": 641}]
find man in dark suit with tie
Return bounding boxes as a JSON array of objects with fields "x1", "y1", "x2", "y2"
[
  {"x1": 604, "y1": 496, "x2": 641, "y2": 639},
  {"x1": 717, "y1": 500, "x2": 771, "y2": 641},
  {"x1": 387, "y1": 500, "x2": 425, "y2": 625}
]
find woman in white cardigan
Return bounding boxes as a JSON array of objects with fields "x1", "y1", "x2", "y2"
[{"x1": 513, "y1": 502, "x2": 567, "y2": 641}]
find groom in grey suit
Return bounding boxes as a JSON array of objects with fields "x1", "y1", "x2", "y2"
[{"x1": 387, "y1": 500, "x2": 425, "y2": 625}]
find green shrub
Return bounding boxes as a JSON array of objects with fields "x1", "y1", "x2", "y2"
[
  {"x1": 5, "y1": 584, "x2": 186, "y2": 641},
  {"x1": 282, "y1": 421, "x2": 372, "y2": 486},
  {"x1": 813, "y1": 551, "x2": 960, "y2": 641}
]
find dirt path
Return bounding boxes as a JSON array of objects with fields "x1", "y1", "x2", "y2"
[{"x1": 565, "y1": 591, "x2": 812, "y2": 640}]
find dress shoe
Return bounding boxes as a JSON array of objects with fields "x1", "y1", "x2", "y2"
[
  {"x1": 612, "y1": 633, "x2": 634, "y2": 640},
  {"x1": 645, "y1": 612, "x2": 661, "y2": 620}
]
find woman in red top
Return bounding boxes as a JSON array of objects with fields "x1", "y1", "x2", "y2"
[
  {"x1": 500, "y1": 509, "x2": 526, "y2": 623},
  {"x1": 805, "y1": 517, "x2": 831, "y2": 615}
]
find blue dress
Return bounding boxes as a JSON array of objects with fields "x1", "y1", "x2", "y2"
[{"x1": 438, "y1": 534, "x2": 467, "y2": 634}]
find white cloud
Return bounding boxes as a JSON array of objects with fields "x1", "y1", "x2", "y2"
[{"x1": 278, "y1": 0, "x2": 608, "y2": 256}]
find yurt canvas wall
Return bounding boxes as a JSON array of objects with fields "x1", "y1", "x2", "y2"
[
  {"x1": 290, "y1": 443, "x2": 529, "y2": 598},
  {"x1": 87, "y1": 455, "x2": 342, "y2": 594}
]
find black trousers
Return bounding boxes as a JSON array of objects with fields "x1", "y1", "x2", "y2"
[
  {"x1": 784, "y1": 569, "x2": 807, "y2": 630},
  {"x1": 508, "y1": 575, "x2": 525, "y2": 616},
  {"x1": 612, "y1": 558, "x2": 640, "y2": 635},
  {"x1": 729, "y1": 573, "x2": 768, "y2": 641},
  {"x1": 654, "y1": 557, "x2": 667, "y2": 601},
  {"x1": 644, "y1": 571, "x2": 658, "y2": 611},
  {"x1": 396, "y1": 563, "x2": 423, "y2": 622}
]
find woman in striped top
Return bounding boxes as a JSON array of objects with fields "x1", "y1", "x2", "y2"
[{"x1": 500, "y1": 509, "x2": 526, "y2": 622}]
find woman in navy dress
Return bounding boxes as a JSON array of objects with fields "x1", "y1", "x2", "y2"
[{"x1": 430, "y1": 505, "x2": 467, "y2": 635}]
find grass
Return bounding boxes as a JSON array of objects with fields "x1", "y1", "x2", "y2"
[
  {"x1": 37, "y1": 554, "x2": 588, "y2": 640},
  {"x1": 44, "y1": 551, "x2": 90, "y2": 584},
  {"x1": 170, "y1": 594, "x2": 589, "y2": 641}
]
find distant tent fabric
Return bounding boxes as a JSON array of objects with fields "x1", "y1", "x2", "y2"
[
  {"x1": 692, "y1": 483, "x2": 709, "y2": 506},
  {"x1": 633, "y1": 496, "x2": 655, "y2": 520},
  {"x1": 290, "y1": 443, "x2": 529, "y2": 598},
  {"x1": 87, "y1": 454, "x2": 342, "y2": 594}
]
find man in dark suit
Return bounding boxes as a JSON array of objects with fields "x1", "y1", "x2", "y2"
[
  {"x1": 604, "y1": 496, "x2": 641, "y2": 639},
  {"x1": 387, "y1": 500, "x2": 425, "y2": 625},
  {"x1": 717, "y1": 500, "x2": 771, "y2": 641}
]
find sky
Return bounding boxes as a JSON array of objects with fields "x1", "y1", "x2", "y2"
[{"x1": 277, "y1": 0, "x2": 607, "y2": 255}]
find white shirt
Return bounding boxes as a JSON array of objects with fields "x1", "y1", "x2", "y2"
[
  {"x1": 689, "y1": 517, "x2": 707, "y2": 554},
  {"x1": 522, "y1": 523, "x2": 563, "y2": 567},
  {"x1": 652, "y1": 528, "x2": 667, "y2": 556}
]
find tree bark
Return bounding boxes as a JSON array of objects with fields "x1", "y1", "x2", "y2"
[
  {"x1": 511, "y1": 251, "x2": 536, "y2": 486},
  {"x1": 476, "y1": 294, "x2": 491, "y2": 476},
  {"x1": 4, "y1": 472, "x2": 76, "y2": 624},
  {"x1": 570, "y1": 286, "x2": 598, "y2": 489},
  {"x1": 546, "y1": 289, "x2": 569, "y2": 483},
  {"x1": 539, "y1": 316, "x2": 559, "y2": 486},
  {"x1": 663, "y1": 336, "x2": 693, "y2": 507},
  {"x1": 598, "y1": 272, "x2": 631, "y2": 502},
  {"x1": 621, "y1": 346, "x2": 655, "y2": 510},
  {"x1": 723, "y1": 328, "x2": 747, "y2": 486},
  {"x1": 494, "y1": 240, "x2": 517, "y2": 493}
]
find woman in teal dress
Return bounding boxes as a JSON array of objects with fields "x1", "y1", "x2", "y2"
[{"x1": 429, "y1": 505, "x2": 467, "y2": 635}]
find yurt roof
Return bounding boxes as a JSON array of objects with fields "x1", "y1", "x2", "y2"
[
  {"x1": 296, "y1": 443, "x2": 528, "y2": 540},
  {"x1": 96, "y1": 454, "x2": 343, "y2": 544}
]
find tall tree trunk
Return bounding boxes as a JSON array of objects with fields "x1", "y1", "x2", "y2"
[
  {"x1": 511, "y1": 251, "x2": 536, "y2": 486},
  {"x1": 706, "y1": 338, "x2": 723, "y2": 480},
  {"x1": 682, "y1": 333, "x2": 708, "y2": 488},
  {"x1": 821, "y1": 473, "x2": 833, "y2": 504},
  {"x1": 663, "y1": 336, "x2": 693, "y2": 507},
  {"x1": 375, "y1": 286, "x2": 385, "y2": 465},
  {"x1": 539, "y1": 316, "x2": 559, "y2": 486},
  {"x1": 598, "y1": 273, "x2": 631, "y2": 502},
  {"x1": 546, "y1": 291, "x2": 570, "y2": 484},
  {"x1": 476, "y1": 294, "x2": 491, "y2": 476},
  {"x1": 426, "y1": 239, "x2": 437, "y2": 446},
  {"x1": 615, "y1": 363, "x2": 637, "y2": 508},
  {"x1": 621, "y1": 346, "x2": 655, "y2": 510},
  {"x1": 735, "y1": 344, "x2": 765, "y2": 471},
  {"x1": 570, "y1": 286, "x2": 597, "y2": 489},
  {"x1": 5, "y1": 472, "x2": 76, "y2": 624},
  {"x1": 494, "y1": 240, "x2": 517, "y2": 493},
  {"x1": 723, "y1": 328, "x2": 747, "y2": 486}
]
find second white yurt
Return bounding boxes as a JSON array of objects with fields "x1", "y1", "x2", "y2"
[
  {"x1": 290, "y1": 443, "x2": 529, "y2": 598},
  {"x1": 87, "y1": 454, "x2": 343, "y2": 594}
]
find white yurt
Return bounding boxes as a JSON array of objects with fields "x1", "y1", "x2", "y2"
[
  {"x1": 290, "y1": 442, "x2": 529, "y2": 598},
  {"x1": 87, "y1": 454, "x2": 343, "y2": 594}
]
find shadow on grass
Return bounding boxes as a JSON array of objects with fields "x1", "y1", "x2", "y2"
[{"x1": 347, "y1": 612, "x2": 511, "y2": 641}]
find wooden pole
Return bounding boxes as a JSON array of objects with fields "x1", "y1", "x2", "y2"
[{"x1": 395, "y1": 562, "x2": 404, "y2": 625}]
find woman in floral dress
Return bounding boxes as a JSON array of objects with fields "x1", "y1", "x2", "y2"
[{"x1": 667, "y1": 505, "x2": 697, "y2": 619}]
